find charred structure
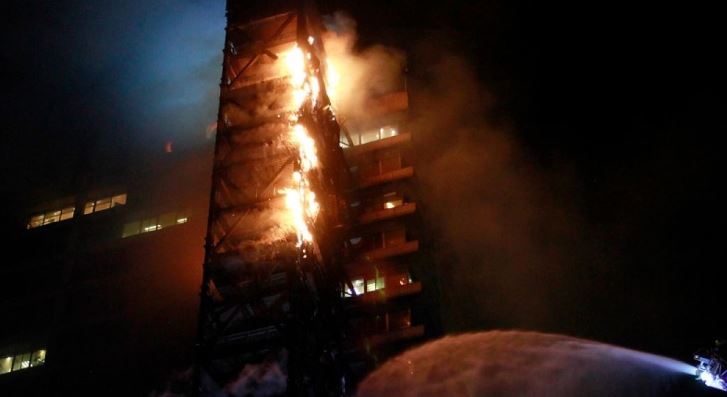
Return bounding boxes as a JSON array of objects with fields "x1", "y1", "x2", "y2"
[{"x1": 195, "y1": 1, "x2": 436, "y2": 395}]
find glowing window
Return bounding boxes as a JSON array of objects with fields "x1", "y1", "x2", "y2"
[
  {"x1": 0, "y1": 349, "x2": 47, "y2": 376},
  {"x1": 141, "y1": 217, "x2": 160, "y2": 233},
  {"x1": 360, "y1": 129, "x2": 380, "y2": 144},
  {"x1": 11, "y1": 352, "x2": 30, "y2": 371},
  {"x1": 84, "y1": 193, "x2": 127, "y2": 215},
  {"x1": 379, "y1": 126, "x2": 398, "y2": 139},
  {"x1": 122, "y1": 210, "x2": 188, "y2": 238},
  {"x1": 30, "y1": 350, "x2": 46, "y2": 367},
  {"x1": 111, "y1": 194, "x2": 127, "y2": 206},
  {"x1": 122, "y1": 221, "x2": 141, "y2": 238},
  {"x1": 366, "y1": 276, "x2": 385, "y2": 293},
  {"x1": 42, "y1": 211, "x2": 60, "y2": 225},
  {"x1": 0, "y1": 356, "x2": 12, "y2": 374},
  {"x1": 384, "y1": 200, "x2": 403, "y2": 209},
  {"x1": 351, "y1": 278, "x2": 365, "y2": 295}
]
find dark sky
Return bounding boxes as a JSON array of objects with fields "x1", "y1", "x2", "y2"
[{"x1": 2, "y1": 0, "x2": 725, "y2": 364}]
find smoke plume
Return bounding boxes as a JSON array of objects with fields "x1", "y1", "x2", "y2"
[
  {"x1": 356, "y1": 330, "x2": 700, "y2": 397},
  {"x1": 322, "y1": 12, "x2": 406, "y2": 121}
]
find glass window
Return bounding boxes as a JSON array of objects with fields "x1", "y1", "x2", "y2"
[
  {"x1": 366, "y1": 279, "x2": 376, "y2": 293},
  {"x1": 360, "y1": 128, "x2": 379, "y2": 144},
  {"x1": 158, "y1": 212, "x2": 176, "y2": 228},
  {"x1": 122, "y1": 221, "x2": 141, "y2": 238},
  {"x1": 12, "y1": 352, "x2": 31, "y2": 371},
  {"x1": 384, "y1": 199, "x2": 403, "y2": 209},
  {"x1": 84, "y1": 202, "x2": 95, "y2": 214},
  {"x1": 1, "y1": 356, "x2": 12, "y2": 374},
  {"x1": 27, "y1": 214, "x2": 43, "y2": 229},
  {"x1": 379, "y1": 126, "x2": 398, "y2": 139},
  {"x1": 42, "y1": 211, "x2": 61, "y2": 225},
  {"x1": 94, "y1": 197, "x2": 111, "y2": 212},
  {"x1": 141, "y1": 217, "x2": 159, "y2": 233},
  {"x1": 351, "y1": 278, "x2": 364, "y2": 295},
  {"x1": 60, "y1": 206, "x2": 75, "y2": 221},
  {"x1": 111, "y1": 194, "x2": 127, "y2": 206},
  {"x1": 30, "y1": 350, "x2": 46, "y2": 367}
]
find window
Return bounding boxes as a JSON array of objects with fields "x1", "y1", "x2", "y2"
[
  {"x1": 27, "y1": 206, "x2": 75, "y2": 229},
  {"x1": 122, "y1": 210, "x2": 189, "y2": 238},
  {"x1": 347, "y1": 125, "x2": 399, "y2": 147},
  {"x1": 30, "y1": 350, "x2": 46, "y2": 367},
  {"x1": 11, "y1": 352, "x2": 30, "y2": 371},
  {"x1": 0, "y1": 349, "x2": 47, "y2": 376},
  {"x1": 351, "y1": 278, "x2": 364, "y2": 296},
  {"x1": 84, "y1": 193, "x2": 127, "y2": 215},
  {"x1": 0, "y1": 356, "x2": 12, "y2": 374},
  {"x1": 343, "y1": 275, "x2": 385, "y2": 298}
]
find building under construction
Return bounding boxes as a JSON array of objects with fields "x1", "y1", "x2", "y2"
[
  {"x1": 0, "y1": 1, "x2": 437, "y2": 396},
  {"x1": 195, "y1": 1, "x2": 437, "y2": 395}
]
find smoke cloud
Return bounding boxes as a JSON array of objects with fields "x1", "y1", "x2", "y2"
[
  {"x1": 405, "y1": 36, "x2": 596, "y2": 334},
  {"x1": 357, "y1": 330, "x2": 701, "y2": 397},
  {"x1": 322, "y1": 12, "x2": 406, "y2": 121}
]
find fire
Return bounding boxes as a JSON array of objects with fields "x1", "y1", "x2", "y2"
[
  {"x1": 291, "y1": 124, "x2": 318, "y2": 172},
  {"x1": 279, "y1": 44, "x2": 325, "y2": 248}
]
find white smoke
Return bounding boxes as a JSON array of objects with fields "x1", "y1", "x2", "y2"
[{"x1": 224, "y1": 359, "x2": 287, "y2": 397}]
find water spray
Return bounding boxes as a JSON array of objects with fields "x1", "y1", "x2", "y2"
[{"x1": 694, "y1": 340, "x2": 727, "y2": 392}]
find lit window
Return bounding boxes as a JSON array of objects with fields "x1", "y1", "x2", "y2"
[
  {"x1": 42, "y1": 211, "x2": 60, "y2": 225},
  {"x1": 122, "y1": 221, "x2": 141, "y2": 238},
  {"x1": 360, "y1": 129, "x2": 379, "y2": 145},
  {"x1": 30, "y1": 350, "x2": 46, "y2": 367},
  {"x1": 352, "y1": 278, "x2": 364, "y2": 295},
  {"x1": 142, "y1": 217, "x2": 160, "y2": 233},
  {"x1": 94, "y1": 198, "x2": 112, "y2": 212},
  {"x1": 60, "y1": 206, "x2": 75, "y2": 221},
  {"x1": 27, "y1": 206, "x2": 76, "y2": 229},
  {"x1": 11, "y1": 352, "x2": 30, "y2": 371},
  {"x1": 84, "y1": 193, "x2": 127, "y2": 215},
  {"x1": 122, "y1": 210, "x2": 188, "y2": 238},
  {"x1": 158, "y1": 212, "x2": 177, "y2": 228},
  {"x1": 366, "y1": 276, "x2": 385, "y2": 293},
  {"x1": 28, "y1": 215, "x2": 43, "y2": 229},
  {"x1": 0, "y1": 348, "x2": 47, "y2": 376},
  {"x1": 379, "y1": 126, "x2": 398, "y2": 139},
  {"x1": 111, "y1": 194, "x2": 127, "y2": 206},
  {"x1": 384, "y1": 200, "x2": 403, "y2": 209},
  {"x1": 0, "y1": 357, "x2": 12, "y2": 374}
]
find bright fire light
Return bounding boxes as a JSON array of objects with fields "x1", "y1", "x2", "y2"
[{"x1": 280, "y1": 43, "x2": 324, "y2": 248}]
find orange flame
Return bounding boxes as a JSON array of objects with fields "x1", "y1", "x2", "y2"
[{"x1": 280, "y1": 45, "x2": 322, "y2": 247}]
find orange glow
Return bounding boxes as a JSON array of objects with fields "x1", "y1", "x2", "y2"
[
  {"x1": 279, "y1": 46, "x2": 323, "y2": 248},
  {"x1": 291, "y1": 124, "x2": 318, "y2": 172},
  {"x1": 325, "y1": 60, "x2": 340, "y2": 109}
]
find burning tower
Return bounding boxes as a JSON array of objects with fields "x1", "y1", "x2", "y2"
[{"x1": 195, "y1": 1, "x2": 435, "y2": 395}]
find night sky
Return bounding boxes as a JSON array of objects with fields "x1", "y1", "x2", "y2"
[{"x1": 2, "y1": 0, "x2": 725, "y2": 369}]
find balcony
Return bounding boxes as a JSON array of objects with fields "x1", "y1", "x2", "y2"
[
  {"x1": 355, "y1": 281, "x2": 422, "y2": 304},
  {"x1": 357, "y1": 166, "x2": 414, "y2": 189},
  {"x1": 359, "y1": 202, "x2": 416, "y2": 225}
]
